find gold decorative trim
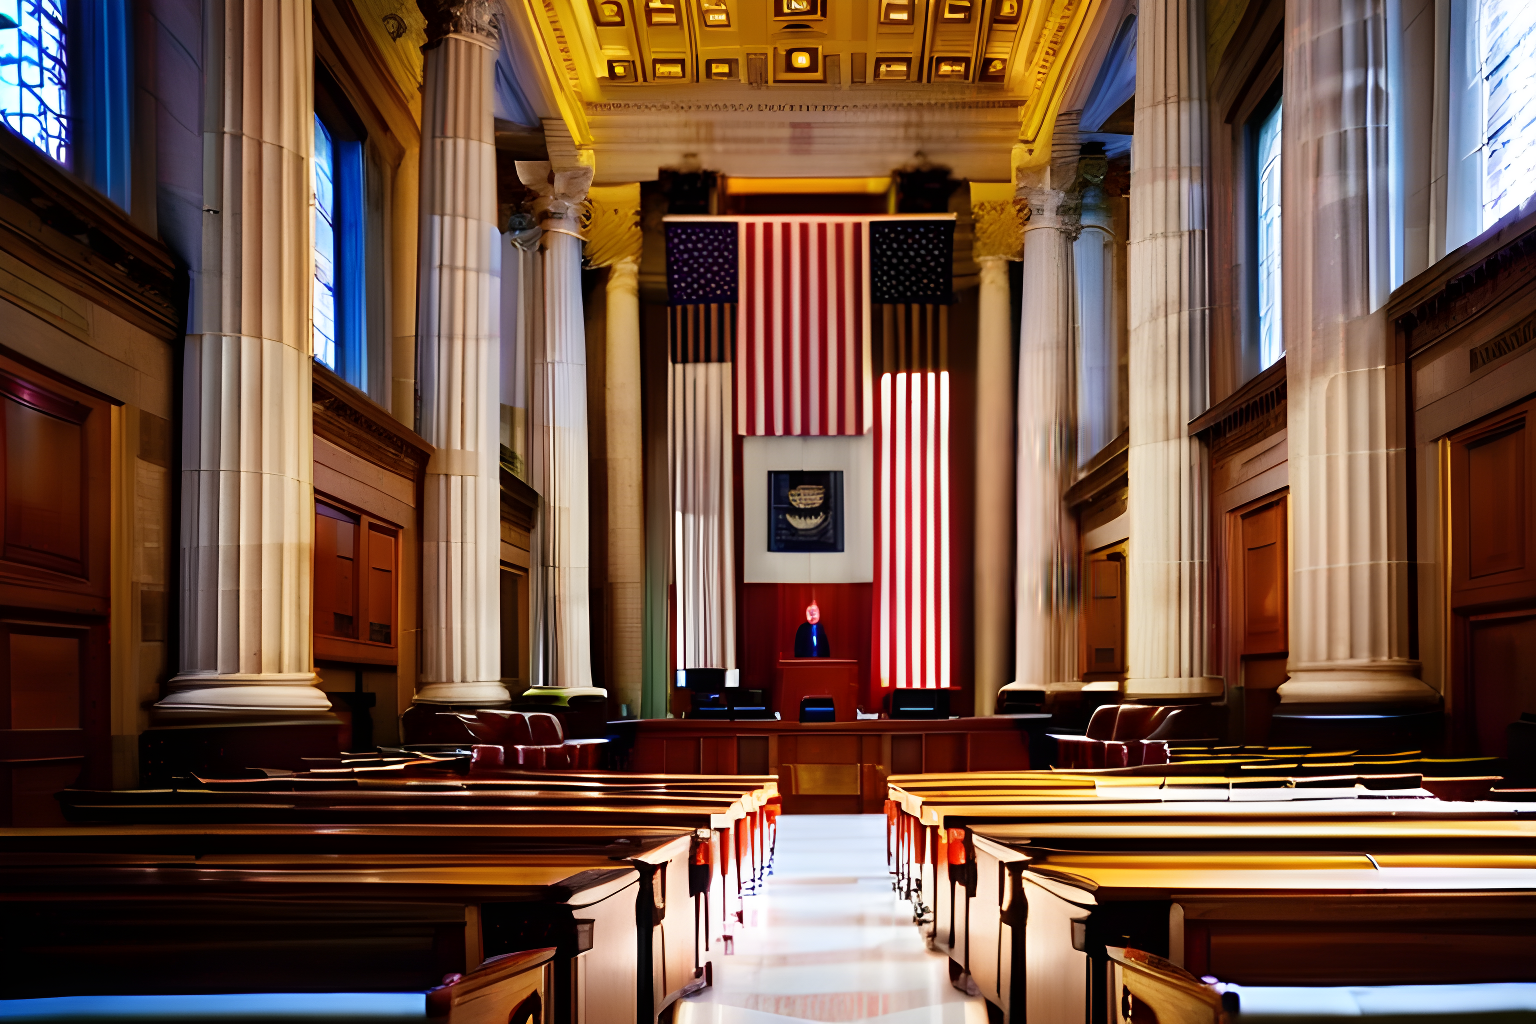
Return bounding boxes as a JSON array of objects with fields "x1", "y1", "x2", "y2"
[{"x1": 583, "y1": 183, "x2": 642, "y2": 267}]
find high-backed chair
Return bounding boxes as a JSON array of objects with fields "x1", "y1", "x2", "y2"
[{"x1": 526, "y1": 712, "x2": 571, "y2": 768}]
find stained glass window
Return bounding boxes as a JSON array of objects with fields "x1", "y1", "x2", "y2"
[
  {"x1": 0, "y1": 1, "x2": 69, "y2": 163},
  {"x1": 1480, "y1": 0, "x2": 1536, "y2": 228},
  {"x1": 1256, "y1": 99, "x2": 1283, "y2": 370},
  {"x1": 313, "y1": 115, "x2": 338, "y2": 372}
]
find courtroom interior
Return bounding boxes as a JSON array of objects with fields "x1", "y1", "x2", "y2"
[{"x1": 3, "y1": 0, "x2": 1536, "y2": 1020}]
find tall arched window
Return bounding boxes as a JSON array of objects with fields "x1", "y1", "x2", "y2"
[
  {"x1": 0, "y1": 1, "x2": 69, "y2": 163},
  {"x1": 1255, "y1": 98, "x2": 1283, "y2": 369},
  {"x1": 1480, "y1": 0, "x2": 1536, "y2": 229},
  {"x1": 313, "y1": 115, "x2": 338, "y2": 372}
]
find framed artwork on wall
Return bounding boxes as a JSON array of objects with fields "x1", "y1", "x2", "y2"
[{"x1": 768, "y1": 470, "x2": 844, "y2": 553}]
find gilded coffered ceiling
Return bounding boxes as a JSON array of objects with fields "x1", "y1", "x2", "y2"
[{"x1": 498, "y1": 0, "x2": 1101, "y2": 180}]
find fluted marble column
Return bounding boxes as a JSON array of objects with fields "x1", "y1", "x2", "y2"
[
  {"x1": 517, "y1": 160, "x2": 601, "y2": 694},
  {"x1": 158, "y1": 0, "x2": 327, "y2": 719},
  {"x1": 1014, "y1": 186, "x2": 1077, "y2": 692},
  {"x1": 1074, "y1": 152, "x2": 1120, "y2": 462},
  {"x1": 1125, "y1": 0, "x2": 1219, "y2": 698},
  {"x1": 413, "y1": 2, "x2": 505, "y2": 706},
  {"x1": 970, "y1": 184, "x2": 1022, "y2": 715},
  {"x1": 605, "y1": 257, "x2": 644, "y2": 712},
  {"x1": 1278, "y1": 0, "x2": 1435, "y2": 706}
]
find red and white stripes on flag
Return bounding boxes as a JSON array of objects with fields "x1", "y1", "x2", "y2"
[
  {"x1": 875, "y1": 371, "x2": 950, "y2": 689},
  {"x1": 737, "y1": 218, "x2": 871, "y2": 436}
]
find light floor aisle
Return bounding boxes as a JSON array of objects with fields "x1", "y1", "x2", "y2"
[{"x1": 675, "y1": 814, "x2": 986, "y2": 1024}]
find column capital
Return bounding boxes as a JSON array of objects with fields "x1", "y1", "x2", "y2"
[
  {"x1": 1018, "y1": 186, "x2": 1072, "y2": 232},
  {"x1": 970, "y1": 182, "x2": 1024, "y2": 261},
  {"x1": 417, "y1": 0, "x2": 500, "y2": 45},
  {"x1": 515, "y1": 161, "x2": 595, "y2": 232},
  {"x1": 585, "y1": 183, "x2": 643, "y2": 267}
]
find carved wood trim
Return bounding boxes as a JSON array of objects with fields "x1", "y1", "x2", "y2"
[
  {"x1": 1192, "y1": 354, "x2": 1287, "y2": 459},
  {"x1": 0, "y1": 128, "x2": 181, "y2": 339},
  {"x1": 1065, "y1": 428, "x2": 1128, "y2": 508},
  {"x1": 500, "y1": 465, "x2": 539, "y2": 532},
  {"x1": 312, "y1": 362, "x2": 434, "y2": 480},
  {"x1": 1391, "y1": 208, "x2": 1536, "y2": 356}
]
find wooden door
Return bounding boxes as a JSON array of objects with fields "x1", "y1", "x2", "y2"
[
  {"x1": 1449, "y1": 398, "x2": 1536, "y2": 753},
  {"x1": 1081, "y1": 543, "x2": 1126, "y2": 681},
  {"x1": 1227, "y1": 493, "x2": 1289, "y2": 743},
  {"x1": 0, "y1": 363, "x2": 111, "y2": 824}
]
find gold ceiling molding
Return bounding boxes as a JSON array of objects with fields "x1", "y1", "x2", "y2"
[
  {"x1": 724, "y1": 176, "x2": 890, "y2": 194},
  {"x1": 508, "y1": 0, "x2": 1102, "y2": 176},
  {"x1": 583, "y1": 183, "x2": 643, "y2": 266},
  {"x1": 512, "y1": 0, "x2": 596, "y2": 147},
  {"x1": 354, "y1": 0, "x2": 426, "y2": 97},
  {"x1": 969, "y1": 181, "x2": 1023, "y2": 260},
  {"x1": 1015, "y1": 0, "x2": 1097, "y2": 163},
  {"x1": 585, "y1": 99, "x2": 1029, "y2": 114}
]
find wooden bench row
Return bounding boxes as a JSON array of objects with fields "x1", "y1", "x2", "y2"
[
  {"x1": 886, "y1": 761, "x2": 1536, "y2": 1023},
  {"x1": 0, "y1": 769, "x2": 779, "y2": 1024}
]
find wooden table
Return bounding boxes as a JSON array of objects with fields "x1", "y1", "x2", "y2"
[{"x1": 615, "y1": 716, "x2": 1045, "y2": 813}]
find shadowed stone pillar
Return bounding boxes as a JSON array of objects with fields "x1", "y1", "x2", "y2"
[
  {"x1": 158, "y1": 0, "x2": 329, "y2": 722},
  {"x1": 1124, "y1": 0, "x2": 1220, "y2": 699},
  {"x1": 1278, "y1": 0, "x2": 1436, "y2": 707},
  {"x1": 586, "y1": 184, "x2": 644, "y2": 713},
  {"x1": 969, "y1": 183, "x2": 1023, "y2": 715},
  {"x1": 413, "y1": 0, "x2": 505, "y2": 706},
  {"x1": 1014, "y1": 185, "x2": 1078, "y2": 693},
  {"x1": 517, "y1": 160, "x2": 602, "y2": 695}
]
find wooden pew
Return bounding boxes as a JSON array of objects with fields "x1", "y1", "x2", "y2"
[
  {"x1": 966, "y1": 836, "x2": 1536, "y2": 1023},
  {"x1": 49, "y1": 772, "x2": 777, "y2": 1019},
  {"x1": 61, "y1": 773, "x2": 776, "y2": 945},
  {"x1": 886, "y1": 769, "x2": 1536, "y2": 1017},
  {"x1": 0, "y1": 830, "x2": 683, "y2": 1024},
  {"x1": 0, "y1": 947, "x2": 557, "y2": 1024}
]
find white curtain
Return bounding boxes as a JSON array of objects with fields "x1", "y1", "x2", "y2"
[{"x1": 670, "y1": 361, "x2": 736, "y2": 669}]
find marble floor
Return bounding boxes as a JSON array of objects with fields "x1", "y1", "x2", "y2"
[{"x1": 674, "y1": 814, "x2": 987, "y2": 1024}]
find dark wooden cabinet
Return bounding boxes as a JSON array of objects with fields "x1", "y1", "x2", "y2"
[{"x1": 314, "y1": 499, "x2": 399, "y2": 665}]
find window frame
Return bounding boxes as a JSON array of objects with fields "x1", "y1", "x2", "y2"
[
  {"x1": 312, "y1": 65, "x2": 373, "y2": 394},
  {"x1": 1248, "y1": 82, "x2": 1284, "y2": 372}
]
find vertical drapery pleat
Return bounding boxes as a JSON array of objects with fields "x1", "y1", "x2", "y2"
[{"x1": 670, "y1": 361, "x2": 737, "y2": 670}]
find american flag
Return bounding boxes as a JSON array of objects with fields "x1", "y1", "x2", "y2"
[
  {"x1": 669, "y1": 303, "x2": 735, "y2": 363},
  {"x1": 875, "y1": 370, "x2": 950, "y2": 689},
  {"x1": 736, "y1": 217, "x2": 871, "y2": 437}
]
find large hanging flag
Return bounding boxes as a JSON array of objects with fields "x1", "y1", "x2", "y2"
[
  {"x1": 664, "y1": 214, "x2": 954, "y2": 437},
  {"x1": 737, "y1": 217, "x2": 869, "y2": 437}
]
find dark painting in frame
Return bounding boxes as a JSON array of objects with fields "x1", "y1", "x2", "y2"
[{"x1": 768, "y1": 470, "x2": 844, "y2": 553}]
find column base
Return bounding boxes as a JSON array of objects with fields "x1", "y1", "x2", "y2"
[
  {"x1": 155, "y1": 672, "x2": 333, "y2": 717},
  {"x1": 1123, "y1": 676, "x2": 1225, "y2": 701},
  {"x1": 521, "y1": 686, "x2": 608, "y2": 705},
  {"x1": 413, "y1": 681, "x2": 513, "y2": 705},
  {"x1": 1277, "y1": 661, "x2": 1438, "y2": 707}
]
